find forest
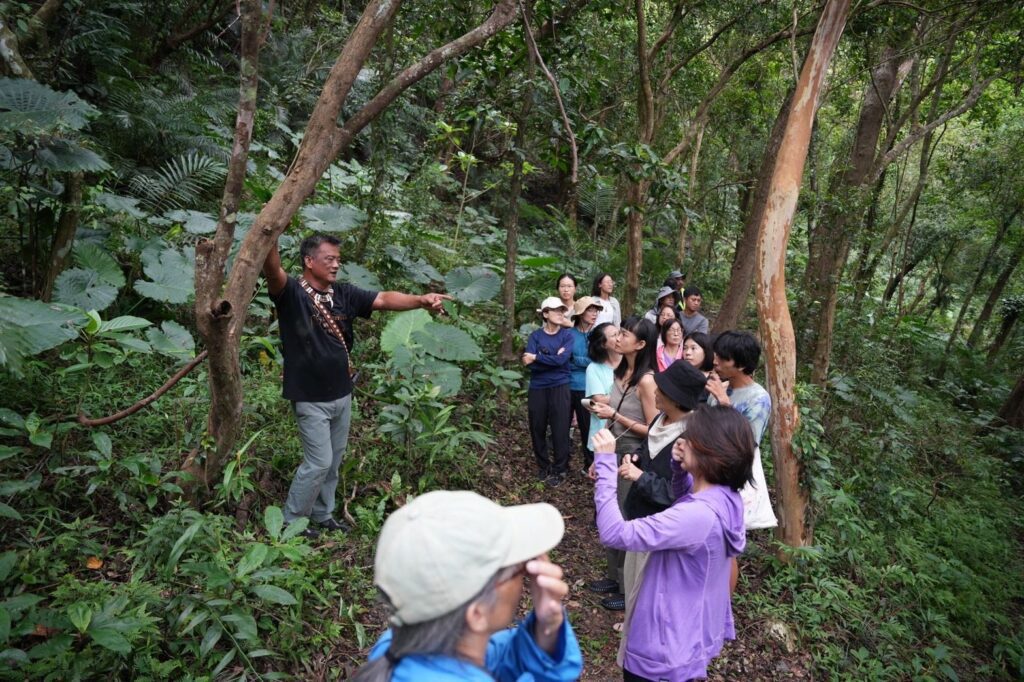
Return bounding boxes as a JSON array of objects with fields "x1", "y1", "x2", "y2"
[{"x1": 0, "y1": 0, "x2": 1022, "y2": 679}]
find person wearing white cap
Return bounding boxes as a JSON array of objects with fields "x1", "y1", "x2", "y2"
[
  {"x1": 353, "y1": 490, "x2": 583, "y2": 681},
  {"x1": 523, "y1": 297, "x2": 575, "y2": 486}
]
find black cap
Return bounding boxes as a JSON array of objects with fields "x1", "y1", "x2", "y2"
[{"x1": 654, "y1": 361, "x2": 707, "y2": 411}]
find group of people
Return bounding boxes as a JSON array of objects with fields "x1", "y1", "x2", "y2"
[{"x1": 262, "y1": 235, "x2": 777, "y2": 680}]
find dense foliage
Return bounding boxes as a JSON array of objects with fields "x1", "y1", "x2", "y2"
[{"x1": 0, "y1": 0, "x2": 1022, "y2": 679}]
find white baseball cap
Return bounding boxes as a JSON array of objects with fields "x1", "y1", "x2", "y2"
[
  {"x1": 537, "y1": 296, "x2": 568, "y2": 314},
  {"x1": 374, "y1": 490, "x2": 565, "y2": 626}
]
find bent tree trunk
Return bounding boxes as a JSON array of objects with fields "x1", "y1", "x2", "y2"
[
  {"x1": 755, "y1": 0, "x2": 850, "y2": 553},
  {"x1": 192, "y1": 0, "x2": 519, "y2": 489},
  {"x1": 997, "y1": 372, "x2": 1024, "y2": 429},
  {"x1": 714, "y1": 89, "x2": 792, "y2": 333}
]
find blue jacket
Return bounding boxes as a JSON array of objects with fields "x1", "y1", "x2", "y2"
[
  {"x1": 366, "y1": 611, "x2": 583, "y2": 681},
  {"x1": 526, "y1": 327, "x2": 574, "y2": 389},
  {"x1": 568, "y1": 328, "x2": 591, "y2": 392}
]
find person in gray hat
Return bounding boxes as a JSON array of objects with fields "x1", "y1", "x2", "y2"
[
  {"x1": 352, "y1": 490, "x2": 582, "y2": 681},
  {"x1": 643, "y1": 286, "x2": 681, "y2": 326}
]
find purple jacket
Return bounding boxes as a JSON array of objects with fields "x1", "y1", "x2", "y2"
[{"x1": 594, "y1": 451, "x2": 745, "y2": 681}]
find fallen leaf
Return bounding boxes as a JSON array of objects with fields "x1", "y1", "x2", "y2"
[{"x1": 86, "y1": 556, "x2": 103, "y2": 569}]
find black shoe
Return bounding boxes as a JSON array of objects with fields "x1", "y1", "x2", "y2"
[
  {"x1": 601, "y1": 594, "x2": 626, "y2": 611},
  {"x1": 286, "y1": 522, "x2": 320, "y2": 540},
  {"x1": 587, "y1": 579, "x2": 620, "y2": 594},
  {"x1": 545, "y1": 472, "x2": 565, "y2": 487},
  {"x1": 315, "y1": 517, "x2": 350, "y2": 533},
  {"x1": 537, "y1": 468, "x2": 550, "y2": 482}
]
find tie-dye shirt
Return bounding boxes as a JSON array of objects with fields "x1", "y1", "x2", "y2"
[{"x1": 709, "y1": 381, "x2": 771, "y2": 444}]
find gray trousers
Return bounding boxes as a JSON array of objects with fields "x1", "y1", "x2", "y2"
[{"x1": 284, "y1": 396, "x2": 352, "y2": 523}]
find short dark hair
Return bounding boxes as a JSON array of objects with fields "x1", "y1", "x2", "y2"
[
  {"x1": 659, "y1": 317, "x2": 682, "y2": 345},
  {"x1": 588, "y1": 322, "x2": 616, "y2": 363},
  {"x1": 713, "y1": 330, "x2": 760, "y2": 375},
  {"x1": 683, "y1": 332, "x2": 714, "y2": 372},
  {"x1": 591, "y1": 272, "x2": 612, "y2": 297},
  {"x1": 556, "y1": 273, "x2": 577, "y2": 289},
  {"x1": 300, "y1": 234, "x2": 341, "y2": 263},
  {"x1": 684, "y1": 405, "x2": 755, "y2": 491},
  {"x1": 682, "y1": 285, "x2": 702, "y2": 299}
]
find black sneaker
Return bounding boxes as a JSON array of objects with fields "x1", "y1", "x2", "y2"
[
  {"x1": 600, "y1": 594, "x2": 626, "y2": 611},
  {"x1": 545, "y1": 472, "x2": 565, "y2": 487},
  {"x1": 587, "y1": 578, "x2": 620, "y2": 594},
  {"x1": 315, "y1": 517, "x2": 351, "y2": 533}
]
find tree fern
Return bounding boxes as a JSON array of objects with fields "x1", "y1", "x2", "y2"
[{"x1": 129, "y1": 151, "x2": 226, "y2": 213}]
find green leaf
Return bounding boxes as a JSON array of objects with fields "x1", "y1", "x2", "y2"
[
  {"x1": 301, "y1": 203, "x2": 366, "y2": 233},
  {"x1": 28, "y1": 430, "x2": 52, "y2": 449},
  {"x1": 168, "y1": 519, "x2": 204, "y2": 568},
  {"x1": 0, "y1": 647, "x2": 28, "y2": 665},
  {"x1": 0, "y1": 553, "x2": 16, "y2": 582},
  {"x1": 211, "y1": 648, "x2": 236, "y2": 677},
  {"x1": 134, "y1": 247, "x2": 195, "y2": 304},
  {"x1": 164, "y1": 209, "x2": 217, "y2": 235},
  {"x1": 88, "y1": 625, "x2": 131, "y2": 654},
  {"x1": 94, "y1": 193, "x2": 146, "y2": 219},
  {"x1": 67, "y1": 603, "x2": 92, "y2": 633},
  {"x1": 145, "y1": 321, "x2": 195, "y2": 358},
  {"x1": 0, "y1": 608, "x2": 10, "y2": 644},
  {"x1": 0, "y1": 409, "x2": 24, "y2": 428},
  {"x1": 0, "y1": 78, "x2": 100, "y2": 133},
  {"x1": 412, "y1": 323, "x2": 482, "y2": 362},
  {"x1": 380, "y1": 309, "x2": 431, "y2": 354},
  {"x1": 53, "y1": 268, "x2": 118, "y2": 312},
  {"x1": 27, "y1": 634, "x2": 72, "y2": 659},
  {"x1": 250, "y1": 585, "x2": 297, "y2": 606},
  {"x1": 74, "y1": 244, "x2": 125, "y2": 289},
  {"x1": 264, "y1": 506, "x2": 283, "y2": 541},
  {"x1": 97, "y1": 316, "x2": 152, "y2": 334},
  {"x1": 339, "y1": 263, "x2": 382, "y2": 290},
  {"x1": 0, "y1": 503, "x2": 21, "y2": 520},
  {"x1": 1, "y1": 594, "x2": 42, "y2": 612},
  {"x1": 280, "y1": 517, "x2": 308, "y2": 541},
  {"x1": 199, "y1": 623, "x2": 222, "y2": 657},
  {"x1": 444, "y1": 266, "x2": 500, "y2": 304},
  {"x1": 0, "y1": 473, "x2": 41, "y2": 496},
  {"x1": 34, "y1": 139, "x2": 109, "y2": 172},
  {"x1": 235, "y1": 543, "x2": 268, "y2": 577},
  {"x1": 91, "y1": 432, "x2": 112, "y2": 457},
  {"x1": 0, "y1": 295, "x2": 86, "y2": 376}
]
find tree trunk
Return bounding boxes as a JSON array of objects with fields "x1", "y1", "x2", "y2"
[
  {"x1": 714, "y1": 89, "x2": 792, "y2": 333},
  {"x1": 0, "y1": 18, "x2": 33, "y2": 78},
  {"x1": 499, "y1": 41, "x2": 534, "y2": 364},
  {"x1": 40, "y1": 172, "x2": 83, "y2": 301},
  {"x1": 940, "y1": 207, "x2": 1019, "y2": 366},
  {"x1": 623, "y1": 179, "x2": 649, "y2": 313},
  {"x1": 966, "y1": 238, "x2": 1024, "y2": 348},
  {"x1": 196, "y1": 0, "x2": 519, "y2": 485},
  {"x1": 755, "y1": 0, "x2": 850, "y2": 554},
  {"x1": 189, "y1": 0, "x2": 267, "y2": 491},
  {"x1": 987, "y1": 305, "x2": 1021, "y2": 359},
  {"x1": 997, "y1": 372, "x2": 1024, "y2": 429},
  {"x1": 801, "y1": 46, "x2": 910, "y2": 386},
  {"x1": 675, "y1": 124, "x2": 704, "y2": 267}
]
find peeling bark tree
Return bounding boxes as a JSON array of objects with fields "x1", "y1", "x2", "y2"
[
  {"x1": 189, "y1": 0, "x2": 519, "y2": 489},
  {"x1": 755, "y1": 0, "x2": 850, "y2": 552}
]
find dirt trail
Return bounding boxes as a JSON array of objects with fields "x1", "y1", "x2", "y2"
[{"x1": 480, "y1": 413, "x2": 814, "y2": 681}]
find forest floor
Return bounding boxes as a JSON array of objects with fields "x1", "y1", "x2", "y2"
[{"x1": 471, "y1": 410, "x2": 816, "y2": 681}]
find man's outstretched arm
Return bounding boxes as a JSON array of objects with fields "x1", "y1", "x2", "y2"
[
  {"x1": 373, "y1": 291, "x2": 453, "y2": 312},
  {"x1": 262, "y1": 240, "x2": 288, "y2": 297}
]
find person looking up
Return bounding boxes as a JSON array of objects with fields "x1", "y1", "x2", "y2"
[
  {"x1": 643, "y1": 286, "x2": 681, "y2": 326},
  {"x1": 656, "y1": 318, "x2": 684, "y2": 373},
  {"x1": 592, "y1": 406, "x2": 753, "y2": 682},
  {"x1": 353, "y1": 490, "x2": 582, "y2": 681},
  {"x1": 591, "y1": 273, "x2": 622, "y2": 327},
  {"x1": 569, "y1": 296, "x2": 603, "y2": 475},
  {"x1": 705, "y1": 329, "x2": 777, "y2": 532},
  {"x1": 523, "y1": 297, "x2": 575, "y2": 487},
  {"x1": 679, "y1": 286, "x2": 709, "y2": 335},
  {"x1": 584, "y1": 322, "x2": 621, "y2": 474},
  {"x1": 555, "y1": 273, "x2": 577, "y2": 329},
  {"x1": 586, "y1": 316, "x2": 659, "y2": 611},
  {"x1": 262, "y1": 233, "x2": 450, "y2": 538}
]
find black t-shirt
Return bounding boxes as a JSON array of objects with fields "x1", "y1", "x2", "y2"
[{"x1": 271, "y1": 276, "x2": 378, "y2": 402}]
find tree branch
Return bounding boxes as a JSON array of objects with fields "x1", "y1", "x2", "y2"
[{"x1": 78, "y1": 351, "x2": 209, "y2": 427}]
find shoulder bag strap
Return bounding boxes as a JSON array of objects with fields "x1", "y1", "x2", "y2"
[{"x1": 298, "y1": 277, "x2": 357, "y2": 378}]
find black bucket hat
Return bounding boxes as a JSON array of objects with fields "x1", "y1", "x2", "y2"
[{"x1": 654, "y1": 360, "x2": 707, "y2": 411}]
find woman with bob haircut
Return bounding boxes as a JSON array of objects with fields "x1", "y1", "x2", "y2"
[
  {"x1": 353, "y1": 490, "x2": 583, "y2": 681},
  {"x1": 655, "y1": 317, "x2": 684, "y2": 373},
  {"x1": 682, "y1": 331, "x2": 714, "y2": 375},
  {"x1": 592, "y1": 405, "x2": 754, "y2": 682}
]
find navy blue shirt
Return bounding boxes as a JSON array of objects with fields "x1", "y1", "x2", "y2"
[
  {"x1": 526, "y1": 327, "x2": 574, "y2": 389},
  {"x1": 271, "y1": 276, "x2": 378, "y2": 402}
]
